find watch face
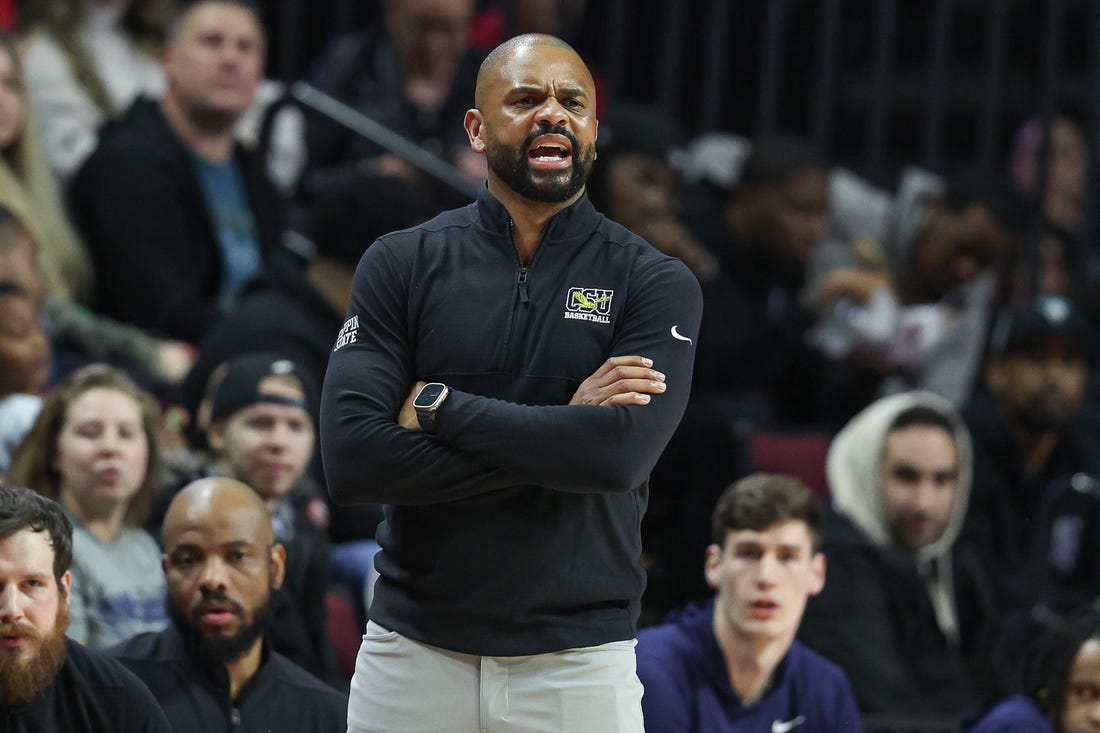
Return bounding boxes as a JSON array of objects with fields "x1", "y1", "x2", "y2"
[{"x1": 414, "y1": 383, "x2": 447, "y2": 409}]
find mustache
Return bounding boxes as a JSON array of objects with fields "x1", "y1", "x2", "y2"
[
  {"x1": 0, "y1": 622, "x2": 40, "y2": 641},
  {"x1": 191, "y1": 590, "x2": 246, "y2": 618},
  {"x1": 523, "y1": 124, "x2": 579, "y2": 152}
]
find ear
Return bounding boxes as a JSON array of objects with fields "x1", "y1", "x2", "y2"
[
  {"x1": 808, "y1": 552, "x2": 826, "y2": 596},
  {"x1": 464, "y1": 109, "x2": 486, "y2": 154},
  {"x1": 59, "y1": 570, "x2": 72, "y2": 609},
  {"x1": 703, "y1": 543, "x2": 723, "y2": 590},
  {"x1": 269, "y1": 543, "x2": 287, "y2": 591},
  {"x1": 207, "y1": 421, "x2": 226, "y2": 453},
  {"x1": 161, "y1": 553, "x2": 169, "y2": 576}
]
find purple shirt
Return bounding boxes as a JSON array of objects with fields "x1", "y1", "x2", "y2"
[
  {"x1": 637, "y1": 600, "x2": 863, "y2": 733},
  {"x1": 966, "y1": 695, "x2": 1053, "y2": 733}
]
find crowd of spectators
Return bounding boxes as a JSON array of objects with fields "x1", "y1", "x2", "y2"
[{"x1": 0, "y1": 0, "x2": 1097, "y2": 731}]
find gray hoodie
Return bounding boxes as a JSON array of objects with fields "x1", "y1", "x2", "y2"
[{"x1": 827, "y1": 390, "x2": 973, "y2": 645}]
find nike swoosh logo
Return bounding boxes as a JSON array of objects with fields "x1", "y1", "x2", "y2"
[
  {"x1": 772, "y1": 715, "x2": 806, "y2": 733},
  {"x1": 670, "y1": 325, "x2": 693, "y2": 344}
]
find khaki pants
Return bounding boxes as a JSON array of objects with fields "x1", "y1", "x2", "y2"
[{"x1": 347, "y1": 621, "x2": 645, "y2": 733}]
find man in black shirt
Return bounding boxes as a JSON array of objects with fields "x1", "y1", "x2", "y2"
[
  {"x1": 0, "y1": 484, "x2": 171, "y2": 732},
  {"x1": 110, "y1": 477, "x2": 347, "y2": 732}
]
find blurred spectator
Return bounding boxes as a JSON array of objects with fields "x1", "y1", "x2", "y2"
[
  {"x1": 687, "y1": 135, "x2": 830, "y2": 424},
  {"x1": 298, "y1": 0, "x2": 483, "y2": 202},
  {"x1": 1009, "y1": 114, "x2": 1091, "y2": 241},
  {"x1": 587, "y1": 103, "x2": 718, "y2": 281},
  {"x1": 809, "y1": 166, "x2": 1012, "y2": 410},
  {"x1": 963, "y1": 296, "x2": 1100, "y2": 616},
  {"x1": 68, "y1": 0, "x2": 287, "y2": 344},
  {"x1": 0, "y1": 279, "x2": 47, "y2": 474},
  {"x1": 161, "y1": 353, "x2": 342, "y2": 685},
  {"x1": 799, "y1": 391, "x2": 998, "y2": 717},
  {"x1": 637, "y1": 474, "x2": 862, "y2": 732},
  {"x1": 0, "y1": 484, "x2": 173, "y2": 731},
  {"x1": 7, "y1": 364, "x2": 169, "y2": 648},
  {"x1": 20, "y1": 0, "x2": 172, "y2": 181},
  {"x1": 643, "y1": 136, "x2": 831, "y2": 622},
  {"x1": 0, "y1": 202, "x2": 195, "y2": 386},
  {"x1": 999, "y1": 222, "x2": 1087, "y2": 307},
  {"x1": 968, "y1": 608, "x2": 1100, "y2": 733},
  {"x1": 0, "y1": 33, "x2": 94, "y2": 303},
  {"x1": 0, "y1": 30, "x2": 193, "y2": 383},
  {"x1": 109, "y1": 477, "x2": 348, "y2": 729},
  {"x1": 181, "y1": 173, "x2": 433, "y2": 432},
  {"x1": 0, "y1": 279, "x2": 48, "y2": 398},
  {"x1": 470, "y1": 0, "x2": 587, "y2": 49},
  {"x1": 179, "y1": 173, "x2": 432, "y2": 552}
]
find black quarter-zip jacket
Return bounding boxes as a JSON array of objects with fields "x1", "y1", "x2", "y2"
[
  {"x1": 0, "y1": 639, "x2": 172, "y2": 733},
  {"x1": 108, "y1": 626, "x2": 348, "y2": 733},
  {"x1": 321, "y1": 186, "x2": 703, "y2": 656}
]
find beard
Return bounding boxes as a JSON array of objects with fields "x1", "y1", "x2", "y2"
[
  {"x1": 169, "y1": 588, "x2": 273, "y2": 665},
  {"x1": 0, "y1": 604, "x2": 69, "y2": 705},
  {"x1": 484, "y1": 123, "x2": 595, "y2": 203}
]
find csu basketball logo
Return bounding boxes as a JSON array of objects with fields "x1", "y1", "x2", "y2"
[{"x1": 564, "y1": 287, "x2": 614, "y2": 324}]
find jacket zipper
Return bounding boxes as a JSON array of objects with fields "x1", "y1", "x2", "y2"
[{"x1": 503, "y1": 217, "x2": 544, "y2": 372}]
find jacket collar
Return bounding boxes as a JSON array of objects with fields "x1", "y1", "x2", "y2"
[{"x1": 473, "y1": 184, "x2": 601, "y2": 245}]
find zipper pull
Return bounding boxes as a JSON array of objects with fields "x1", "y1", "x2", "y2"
[{"x1": 517, "y1": 267, "x2": 529, "y2": 303}]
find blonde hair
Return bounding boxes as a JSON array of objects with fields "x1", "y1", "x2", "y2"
[
  {"x1": 0, "y1": 34, "x2": 94, "y2": 302},
  {"x1": 21, "y1": 0, "x2": 174, "y2": 116},
  {"x1": 8, "y1": 363, "x2": 163, "y2": 527}
]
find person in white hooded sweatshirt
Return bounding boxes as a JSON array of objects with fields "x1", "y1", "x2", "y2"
[{"x1": 796, "y1": 391, "x2": 1000, "y2": 719}]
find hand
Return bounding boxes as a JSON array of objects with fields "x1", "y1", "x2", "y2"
[
  {"x1": 154, "y1": 341, "x2": 197, "y2": 384},
  {"x1": 398, "y1": 381, "x2": 427, "y2": 430},
  {"x1": 813, "y1": 267, "x2": 895, "y2": 310},
  {"x1": 569, "y1": 356, "x2": 666, "y2": 407}
]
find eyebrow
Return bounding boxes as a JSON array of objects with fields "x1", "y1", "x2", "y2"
[
  {"x1": 170, "y1": 540, "x2": 257, "y2": 553},
  {"x1": 510, "y1": 84, "x2": 589, "y2": 99}
]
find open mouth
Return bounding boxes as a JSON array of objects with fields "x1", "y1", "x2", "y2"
[{"x1": 527, "y1": 135, "x2": 573, "y2": 168}]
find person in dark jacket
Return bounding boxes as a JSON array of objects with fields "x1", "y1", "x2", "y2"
[
  {"x1": 798, "y1": 391, "x2": 999, "y2": 718},
  {"x1": 109, "y1": 477, "x2": 347, "y2": 733},
  {"x1": 963, "y1": 295, "x2": 1100, "y2": 617},
  {"x1": 160, "y1": 353, "x2": 342, "y2": 686},
  {"x1": 321, "y1": 33, "x2": 702, "y2": 733},
  {"x1": 636, "y1": 473, "x2": 862, "y2": 733},
  {"x1": 0, "y1": 484, "x2": 172, "y2": 732},
  {"x1": 968, "y1": 608, "x2": 1100, "y2": 733},
  {"x1": 67, "y1": 0, "x2": 286, "y2": 344}
]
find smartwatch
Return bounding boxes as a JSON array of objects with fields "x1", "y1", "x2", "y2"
[{"x1": 413, "y1": 382, "x2": 449, "y2": 433}]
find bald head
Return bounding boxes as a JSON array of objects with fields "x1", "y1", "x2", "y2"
[
  {"x1": 162, "y1": 477, "x2": 273, "y2": 549},
  {"x1": 475, "y1": 33, "x2": 589, "y2": 110}
]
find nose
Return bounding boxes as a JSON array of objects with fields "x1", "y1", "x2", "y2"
[
  {"x1": 0, "y1": 584, "x2": 24, "y2": 623},
  {"x1": 535, "y1": 96, "x2": 568, "y2": 127},
  {"x1": 756, "y1": 553, "x2": 779, "y2": 587},
  {"x1": 197, "y1": 557, "x2": 229, "y2": 591}
]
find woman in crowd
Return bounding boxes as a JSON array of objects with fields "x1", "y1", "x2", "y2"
[
  {"x1": 8, "y1": 363, "x2": 169, "y2": 648},
  {"x1": 0, "y1": 32, "x2": 192, "y2": 382},
  {"x1": 20, "y1": 0, "x2": 172, "y2": 181}
]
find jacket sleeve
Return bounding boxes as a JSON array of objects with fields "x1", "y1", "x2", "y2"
[
  {"x1": 434, "y1": 256, "x2": 702, "y2": 494},
  {"x1": 320, "y1": 242, "x2": 701, "y2": 503},
  {"x1": 320, "y1": 240, "x2": 524, "y2": 506},
  {"x1": 636, "y1": 634, "x2": 693, "y2": 733},
  {"x1": 68, "y1": 143, "x2": 221, "y2": 342}
]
